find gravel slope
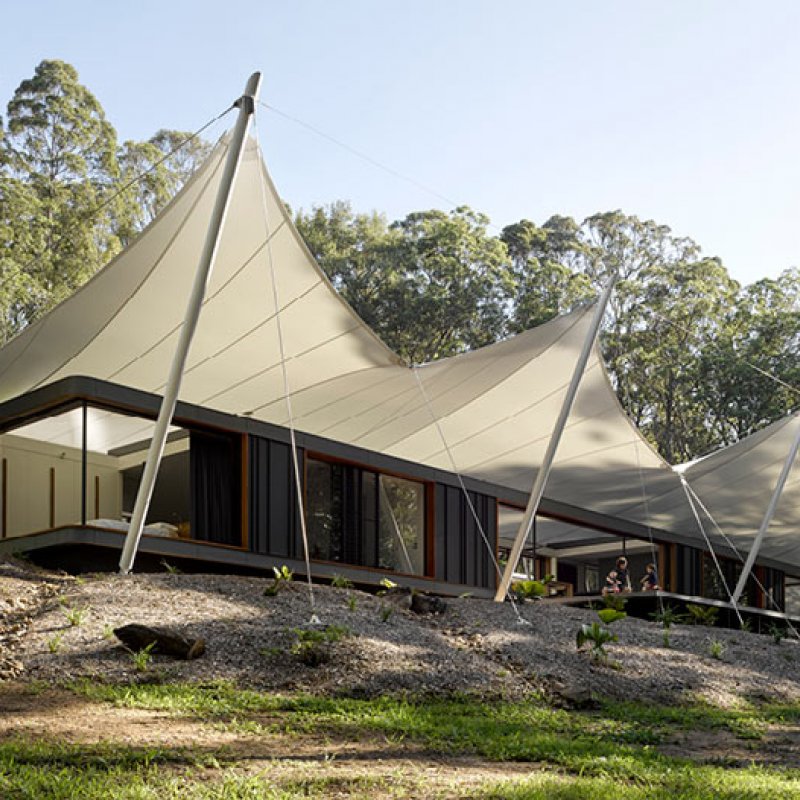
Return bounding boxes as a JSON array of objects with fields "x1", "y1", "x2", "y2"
[{"x1": 2, "y1": 558, "x2": 799, "y2": 707}]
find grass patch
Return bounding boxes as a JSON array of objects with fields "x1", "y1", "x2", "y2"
[{"x1": 63, "y1": 680, "x2": 800, "y2": 797}]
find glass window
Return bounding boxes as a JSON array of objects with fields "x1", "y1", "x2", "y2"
[
  {"x1": 378, "y1": 475, "x2": 425, "y2": 575},
  {"x1": 305, "y1": 457, "x2": 426, "y2": 576}
]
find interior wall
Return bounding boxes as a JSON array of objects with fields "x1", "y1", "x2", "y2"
[{"x1": 0, "y1": 433, "x2": 121, "y2": 538}]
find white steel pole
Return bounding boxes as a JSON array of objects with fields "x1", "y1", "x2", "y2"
[
  {"x1": 494, "y1": 274, "x2": 618, "y2": 602},
  {"x1": 119, "y1": 72, "x2": 262, "y2": 574},
  {"x1": 730, "y1": 417, "x2": 800, "y2": 605}
]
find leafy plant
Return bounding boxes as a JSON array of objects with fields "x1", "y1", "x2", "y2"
[
  {"x1": 263, "y1": 565, "x2": 294, "y2": 597},
  {"x1": 576, "y1": 622, "x2": 618, "y2": 662},
  {"x1": 768, "y1": 623, "x2": 788, "y2": 645},
  {"x1": 291, "y1": 625, "x2": 350, "y2": 667},
  {"x1": 662, "y1": 630, "x2": 671, "y2": 649},
  {"x1": 331, "y1": 574, "x2": 353, "y2": 590},
  {"x1": 683, "y1": 604, "x2": 719, "y2": 627},
  {"x1": 131, "y1": 642, "x2": 157, "y2": 672},
  {"x1": 63, "y1": 606, "x2": 89, "y2": 627},
  {"x1": 159, "y1": 559, "x2": 181, "y2": 575},
  {"x1": 379, "y1": 605, "x2": 393, "y2": 623},
  {"x1": 708, "y1": 638, "x2": 726, "y2": 660},
  {"x1": 650, "y1": 604, "x2": 680, "y2": 629},
  {"x1": 597, "y1": 608, "x2": 627, "y2": 625},
  {"x1": 48, "y1": 633, "x2": 64, "y2": 653},
  {"x1": 510, "y1": 579, "x2": 546, "y2": 601},
  {"x1": 601, "y1": 594, "x2": 627, "y2": 613},
  {"x1": 102, "y1": 625, "x2": 115, "y2": 640},
  {"x1": 346, "y1": 595, "x2": 357, "y2": 612},
  {"x1": 739, "y1": 617, "x2": 752, "y2": 633}
]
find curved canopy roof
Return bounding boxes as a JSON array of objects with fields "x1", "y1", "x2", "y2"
[{"x1": 0, "y1": 134, "x2": 796, "y2": 570}]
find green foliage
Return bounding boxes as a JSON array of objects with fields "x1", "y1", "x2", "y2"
[
  {"x1": 596, "y1": 608, "x2": 627, "y2": 625},
  {"x1": 63, "y1": 605, "x2": 89, "y2": 627},
  {"x1": 769, "y1": 623, "x2": 788, "y2": 645},
  {"x1": 576, "y1": 622, "x2": 618, "y2": 662},
  {"x1": 510, "y1": 579, "x2": 548, "y2": 601},
  {"x1": 47, "y1": 632, "x2": 63, "y2": 653},
  {"x1": 263, "y1": 565, "x2": 294, "y2": 596},
  {"x1": 330, "y1": 573, "x2": 353, "y2": 589},
  {"x1": 159, "y1": 559, "x2": 181, "y2": 575},
  {"x1": 650, "y1": 604, "x2": 681, "y2": 629},
  {"x1": 346, "y1": 594, "x2": 357, "y2": 612},
  {"x1": 707, "y1": 638, "x2": 726, "y2": 660},
  {"x1": 601, "y1": 594, "x2": 628, "y2": 613},
  {"x1": 379, "y1": 605, "x2": 393, "y2": 623},
  {"x1": 131, "y1": 642, "x2": 157, "y2": 672},
  {"x1": 683, "y1": 604, "x2": 719, "y2": 627},
  {"x1": 662, "y1": 630, "x2": 671, "y2": 649},
  {"x1": 290, "y1": 625, "x2": 350, "y2": 667}
]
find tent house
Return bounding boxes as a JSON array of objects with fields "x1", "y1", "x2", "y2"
[{"x1": 0, "y1": 96, "x2": 797, "y2": 610}]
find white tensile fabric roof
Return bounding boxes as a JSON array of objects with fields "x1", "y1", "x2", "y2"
[{"x1": 0, "y1": 134, "x2": 797, "y2": 570}]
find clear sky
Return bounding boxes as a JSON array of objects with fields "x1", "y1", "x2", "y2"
[{"x1": 2, "y1": 0, "x2": 799, "y2": 287}]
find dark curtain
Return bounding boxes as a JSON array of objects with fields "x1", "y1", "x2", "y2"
[{"x1": 190, "y1": 431, "x2": 241, "y2": 545}]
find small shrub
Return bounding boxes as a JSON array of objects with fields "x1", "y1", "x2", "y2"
[
  {"x1": 160, "y1": 559, "x2": 181, "y2": 575},
  {"x1": 662, "y1": 630, "x2": 671, "y2": 649},
  {"x1": 510, "y1": 579, "x2": 547, "y2": 601},
  {"x1": 379, "y1": 605, "x2": 393, "y2": 623},
  {"x1": 602, "y1": 594, "x2": 627, "y2": 613},
  {"x1": 331, "y1": 574, "x2": 353, "y2": 590},
  {"x1": 346, "y1": 595, "x2": 357, "y2": 612},
  {"x1": 769, "y1": 623, "x2": 788, "y2": 645},
  {"x1": 102, "y1": 625, "x2": 115, "y2": 640},
  {"x1": 650, "y1": 605, "x2": 681, "y2": 629},
  {"x1": 131, "y1": 642, "x2": 157, "y2": 672},
  {"x1": 264, "y1": 565, "x2": 294, "y2": 596},
  {"x1": 291, "y1": 625, "x2": 350, "y2": 667},
  {"x1": 683, "y1": 604, "x2": 719, "y2": 627},
  {"x1": 597, "y1": 608, "x2": 627, "y2": 625},
  {"x1": 63, "y1": 606, "x2": 89, "y2": 627},
  {"x1": 576, "y1": 622, "x2": 618, "y2": 663},
  {"x1": 708, "y1": 638, "x2": 726, "y2": 660},
  {"x1": 739, "y1": 617, "x2": 752, "y2": 633},
  {"x1": 48, "y1": 633, "x2": 64, "y2": 653}
]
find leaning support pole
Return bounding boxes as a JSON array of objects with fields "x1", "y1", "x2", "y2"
[
  {"x1": 731, "y1": 417, "x2": 800, "y2": 605},
  {"x1": 119, "y1": 72, "x2": 262, "y2": 575},
  {"x1": 494, "y1": 273, "x2": 618, "y2": 602}
]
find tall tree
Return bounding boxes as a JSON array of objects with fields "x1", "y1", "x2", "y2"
[{"x1": 0, "y1": 60, "x2": 120, "y2": 327}]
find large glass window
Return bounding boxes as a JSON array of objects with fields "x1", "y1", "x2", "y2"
[
  {"x1": 1, "y1": 403, "x2": 241, "y2": 546},
  {"x1": 305, "y1": 456, "x2": 426, "y2": 576}
]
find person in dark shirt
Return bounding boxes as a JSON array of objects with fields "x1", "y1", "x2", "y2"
[
  {"x1": 640, "y1": 562, "x2": 660, "y2": 591},
  {"x1": 602, "y1": 556, "x2": 632, "y2": 595}
]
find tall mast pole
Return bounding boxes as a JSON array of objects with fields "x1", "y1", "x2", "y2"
[
  {"x1": 730, "y1": 418, "x2": 800, "y2": 605},
  {"x1": 119, "y1": 72, "x2": 262, "y2": 574},
  {"x1": 494, "y1": 274, "x2": 618, "y2": 602}
]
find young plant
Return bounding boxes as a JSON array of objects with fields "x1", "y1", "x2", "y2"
[
  {"x1": 576, "y1": 622, "x2": 618, "y2": 663},
  {"x1": 601, "y1": 593, "x2": 628, "y2": 613},
  {"x1": 739, "y1": 617, "x2": 752, "y2": 633},
  {"x1": 662, "y1": 630, "x2": 671, "y2": 649},
  {"x1": 650, "y1": 604, "x2": 680, "y2": 629},
  {"x1": 683, "y1": 604, "x2": 719, "y2": 627},
  {"x1": 102, "y1": 625, "x2": 115, "y2": 640},
  {"x1": 769, "y1": 623, "x2": 788, "y2": 645},
  {"x1": 379, "y1": 605, "x2": 393, "y2": 623},
  {"x1": 131, "y1": 642, "x2": 157, "y2": 672},
  {"x1": 346, "y1": 594, "x2": 357, "y2": 612},
  {"x1": 291, "y1": 625, "x2": 350, "y2": 667},
  {"x1": 63, "y1": 606, "x2": 89, "y2": 627},
  {"x1": 708, "y1": 638, "x2": 726, "y2": 660},
  {"x1": 160, "y1": 559, "x2": 181, "y2": 575},
  {"x1": 263, "y1": 565, "x2": 294, "y2": 597},
  {"x1": 48, "y1": 633, "x2": 64, "y2": 653},
  {"x1": 330, "y1": 574, "x2": 353, "y2": 590}
]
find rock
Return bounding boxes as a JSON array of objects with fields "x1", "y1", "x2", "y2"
[
  {"x1": 553, "y1": 685, "x2": 600, "y2": 709},
  {"x1": 410, "y1": 593, "x2": 447, "y2": 615},
  {"x1": 113, "y1": 624, "x2": 205, "y2": 660},
  {"x1": 380, "y1": 586, "x2": 412, "y2": 609}
]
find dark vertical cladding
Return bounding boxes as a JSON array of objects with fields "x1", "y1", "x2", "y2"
[
  {"x1": 435, "y1": 483, "x2": 496, "y2": 589},
  {"x1": 675, "y1": 545, "x2": 702, "y2": 595},
  {"x1": 248, "y1": 436, "x2": 300, "y2": 558}
]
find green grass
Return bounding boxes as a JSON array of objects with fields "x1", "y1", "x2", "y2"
[{"x1": 12, "y1": 681, "x2": 799, "y2": 799}]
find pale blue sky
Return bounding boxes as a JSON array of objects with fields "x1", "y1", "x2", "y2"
[{"x1": 2, "y1": 1, "x2": 799, "y2": 286}]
